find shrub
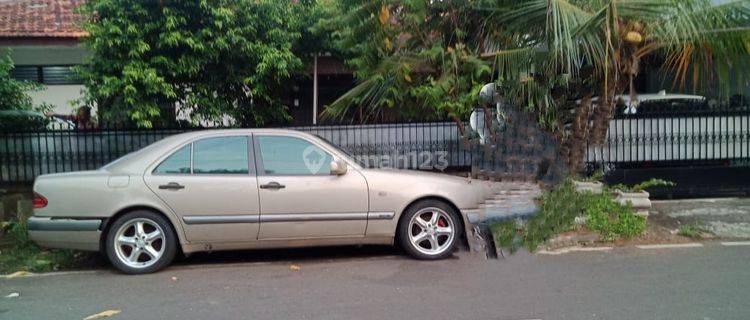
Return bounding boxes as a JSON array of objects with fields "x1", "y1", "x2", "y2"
[
  {"x1": 0, "y1": 219, "x2": 88, "y2": 273},
  {"x1": 490, "y1": 179, "x2": 646, "y2": 253},
  {"x1": 490, "y1": 180, "x2": 583, "y2": 253},
  {"x1": 582, "y1": 193, "x2": 645, "y2": 241}
]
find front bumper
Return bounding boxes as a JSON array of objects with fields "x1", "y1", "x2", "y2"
[{"x1": 27, "y1": 216, "x2": 103, "y2": 251}]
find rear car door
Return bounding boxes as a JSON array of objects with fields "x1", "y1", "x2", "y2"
[
  {"x1": 253, "y1": 133, "x2": 369, "y2": 239},
  {"x1": 144, "y1": 134, "x2": 260, "y2": 243}
]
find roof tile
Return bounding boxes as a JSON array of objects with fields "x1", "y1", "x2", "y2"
[{"x1": 0, "y1": 0, "x2": 87, "y2": 38}]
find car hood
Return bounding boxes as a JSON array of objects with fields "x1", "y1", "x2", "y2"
[{"x1": 358, "y1": 168, "x2": 493, "y2": 209}]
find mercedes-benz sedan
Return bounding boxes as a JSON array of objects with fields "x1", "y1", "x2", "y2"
[{"x1": 28, "y1": 129, "x2": 490, "y2": 274}]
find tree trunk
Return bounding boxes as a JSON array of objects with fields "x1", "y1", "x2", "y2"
[{"x1": 565, "y1": 94, "x2": 593, "y2": 173}]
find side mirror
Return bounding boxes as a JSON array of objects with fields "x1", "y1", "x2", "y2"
[{"x1": 330, "y1": 159, "x2": 348, "y2": 175}]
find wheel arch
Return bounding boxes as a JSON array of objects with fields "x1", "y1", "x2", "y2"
[
  {"x1": 99, "y1": 205, "x2": 185, "y2": 253},
  {"x1": 397, "y1": 195, "x2": 468, "y2": 250}
]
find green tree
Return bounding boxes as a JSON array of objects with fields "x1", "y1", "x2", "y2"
[
  {"x1": 0, "y1": 52, "x2": 43, "y2": 112},
  {"x1": 488, "y1": 0, "x2": 750, "y2": 171},
  {"x1": 0, "y1": 52, "x2": 52, "y2": 130},
  {"x1": 317, "y1": 0, "x2": 495, "y2": 125},
  {"x1": 324, "y1": 0, "x2": 750, "y2": 171},
  {"x1": 76, "y1": 0, "x2": 304, "y2": 127}
]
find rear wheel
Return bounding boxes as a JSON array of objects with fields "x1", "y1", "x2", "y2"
[
  {"x1": 398, "y1": 200, "x2": 461, "y2": 260},
  {"x1": 105, "y1": 210, "x2": 176, "y2": 274}
]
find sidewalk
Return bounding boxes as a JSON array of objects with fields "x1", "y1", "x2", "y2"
[{"x1": 651, "y1": 198, "x2": 750, "y2": 239}]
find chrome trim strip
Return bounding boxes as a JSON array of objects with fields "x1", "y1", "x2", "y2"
[
  {"x1": 183, "y1": 215, "x2": 260, "y2": 225},
  {"x1": 260, "y1": 212, "x2": 368, "y2": 222},
  {"x1": 183, "y1": 212, "x2": 394, "y2": 224},
  {"x1": 27, "y1": 217, "x2": 102, "y2": 232},
  {"x1": 367, "y1": 211, "x2": 395, "y2": 220}
]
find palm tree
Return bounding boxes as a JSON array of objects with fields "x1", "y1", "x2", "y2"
[
  {"x1": 322, "y1": 0, "x2": 750, "y2": 172},
  {"x1": 487, "y1": 0, "x2": 750, "y2": 171}
]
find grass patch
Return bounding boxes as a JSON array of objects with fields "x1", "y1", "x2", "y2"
[
  {"x1": 490, "y1": 180, "x2": 646, "y2": 253},
  {"x1": 677, "y1": 224, "x2": 708, "y2": 238},
  {"x1": 0, "y1": 219, "x2": 92, "y2": 274},
  {"x1": 583, "y1": 193, "x2": 646, "y2": 241}
]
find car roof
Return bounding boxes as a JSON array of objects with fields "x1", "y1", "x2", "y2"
[{"x1": 101, "y1": 128, "x2": 348, "y2": 174}]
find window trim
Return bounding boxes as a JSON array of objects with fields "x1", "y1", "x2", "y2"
[
  {"x1": 252, "y1": 134, "x2": 334, "y2": 177},
  {"x1": 151, "y1": 135, "x2": 255, "y2": 176}
]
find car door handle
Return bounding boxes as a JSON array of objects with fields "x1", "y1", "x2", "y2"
[
  {"x1": 260, "y1": 182, "x2": 285, "y2": 190},
  {"x1": 159, "y1": 182, "x2": 185, "y2": 190}
]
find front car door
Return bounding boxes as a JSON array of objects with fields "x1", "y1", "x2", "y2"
[
  {"x1": 144, "y1": 134, "x2": 260, "y2": 243},
  {"x1": 253, "y1": 133, "x2": 369, "y2": 239}
]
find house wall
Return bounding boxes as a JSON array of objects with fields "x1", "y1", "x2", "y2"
[
  {"x1": 1, "y1": 44, "x2": 90, "y2": 116},
  {"x1": 27, "y1": 85, "x2": 85, "y2": 115}
]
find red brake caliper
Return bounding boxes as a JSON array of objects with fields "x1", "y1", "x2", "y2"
[{"x1": 437, "y1": 217, "x2": 446, "y2": 228}]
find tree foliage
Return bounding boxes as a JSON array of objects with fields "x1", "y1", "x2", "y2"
[
  {"x1": 0, "y1": 52, "x2": 52, "y2": 130},
  {"x1": 321, "y1": 0, "x2": 750, "y2": 171},
  {"x1": 488, "y1": 0, "x2": 750, "y2": 171},
  {"x1": 77, "y1": 0, "x2": 306, "y2": 127},
  {"x1": 317, "y1": 0, "x2": 495, "y2": 124},
  {"x1": 0, "y1": 52, "x2": 44, "y2": 112}
]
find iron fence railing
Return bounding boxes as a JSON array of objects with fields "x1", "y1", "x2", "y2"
[
  {"x1": 587, "y1": 101, "x2": 750, "y2": 167},
  {"x1": 0, "y1": 122, "x2": 472, "y2": 183}
]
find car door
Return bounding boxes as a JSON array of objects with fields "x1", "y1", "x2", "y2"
[
  {"x1": 253, "y1": 134, "x2": 369, "y2": 239},
  {"x1": 144, "y1": 134, "x2": 260, "y2": 243}
]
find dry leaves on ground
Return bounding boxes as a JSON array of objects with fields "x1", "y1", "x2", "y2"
[{"x1": 83, "y1": 309, "x2": 121, "y2": 320}]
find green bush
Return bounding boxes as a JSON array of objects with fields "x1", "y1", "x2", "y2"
[
  {"x1": 490, "y1": 181, "x2": 582, "y2": 253},
  {"x1": 612, "y1": 178, "x2": 676, "y2": 192},
  {"x1": 582, "y1": 193, "x2": 645, "y2": 241},
  {"x1": 0, "y1": 110, "x2": 48, "y2": 131},
  {"x1": 0, "y1": 219, "x2": 88, "y2": 273},
  {"x1": 490, "y1": 179, "x2": 646, "y2": 253}
]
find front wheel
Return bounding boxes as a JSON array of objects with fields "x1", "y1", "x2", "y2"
[
  {"x1": 105, "y1": 210, "x2": 177, "y2": 274},
  {"x1": 398, "y1": 200, "x2": 461, "y2": 260}
]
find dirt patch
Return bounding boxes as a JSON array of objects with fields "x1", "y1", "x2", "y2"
[{"x1": 540, "y1": 214, "x2": 698, "y2": 249}]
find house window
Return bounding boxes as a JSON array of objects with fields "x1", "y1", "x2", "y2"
[{"x1": 10, "y1": 65, "x2": 83, "y2": 85}]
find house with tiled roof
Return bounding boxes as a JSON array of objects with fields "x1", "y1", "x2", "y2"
[
  {"x1": 0, "y1": 0, "x2": 89, "y2": 116},
  {"x1": 0, "y1": 0, "x2": 356, "y2": 125}
]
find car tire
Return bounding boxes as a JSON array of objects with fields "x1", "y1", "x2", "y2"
[
  {"x1": 398, "y1": 200, "x2": 462, "y2": 260},
  {"x1": 105, "y1": 210, "x2": 177, "y2": 274}
]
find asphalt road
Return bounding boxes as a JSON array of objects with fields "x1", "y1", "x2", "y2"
[{"x1": 1, "y1": 244, "x2": 748, "y2": 320}]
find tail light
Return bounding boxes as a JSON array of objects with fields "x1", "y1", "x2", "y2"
[{"x1": 33, "y1": 192, "x2": 48, "y2": 209}]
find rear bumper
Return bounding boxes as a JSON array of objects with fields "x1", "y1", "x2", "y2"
[{"x1": 27, "y1": 216, "x2": 103, "y2": 251}]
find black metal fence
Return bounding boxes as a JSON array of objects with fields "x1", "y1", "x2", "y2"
[
  {"x1": 586, "y1": 100, "x2": 750, "y2": 165},
  {"x1": 586, "y1": 99, "x2": 750, "y2": 197},
  {"x1": 4, "y1": 98, "x2": 750, "y2": 197},
  {"x1": 0, "y1": 122, "x2": 472, "y2": 183}
]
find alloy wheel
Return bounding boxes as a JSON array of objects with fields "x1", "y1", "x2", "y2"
[
  {"x1": 408, "y1": 207, "x2": 456, "y2": 256},
  {"x1": 113, "y1": 218, "x2": 166, "y2": 269}
]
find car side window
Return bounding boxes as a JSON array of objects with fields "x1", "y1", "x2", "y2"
[
  {"x1": 193, "y1": 136, "x2": 249, "y2": 174},
  {"x1": 154, "y1": 145, "x2": 191, "y2": 174},
  {"x1": 257, "y1": 136, "x2": 332, "y2": 175}
]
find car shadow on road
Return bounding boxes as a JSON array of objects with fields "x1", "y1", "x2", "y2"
[{"x1": 171, "y1": 245, "x2": 405, "y2": 268}]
